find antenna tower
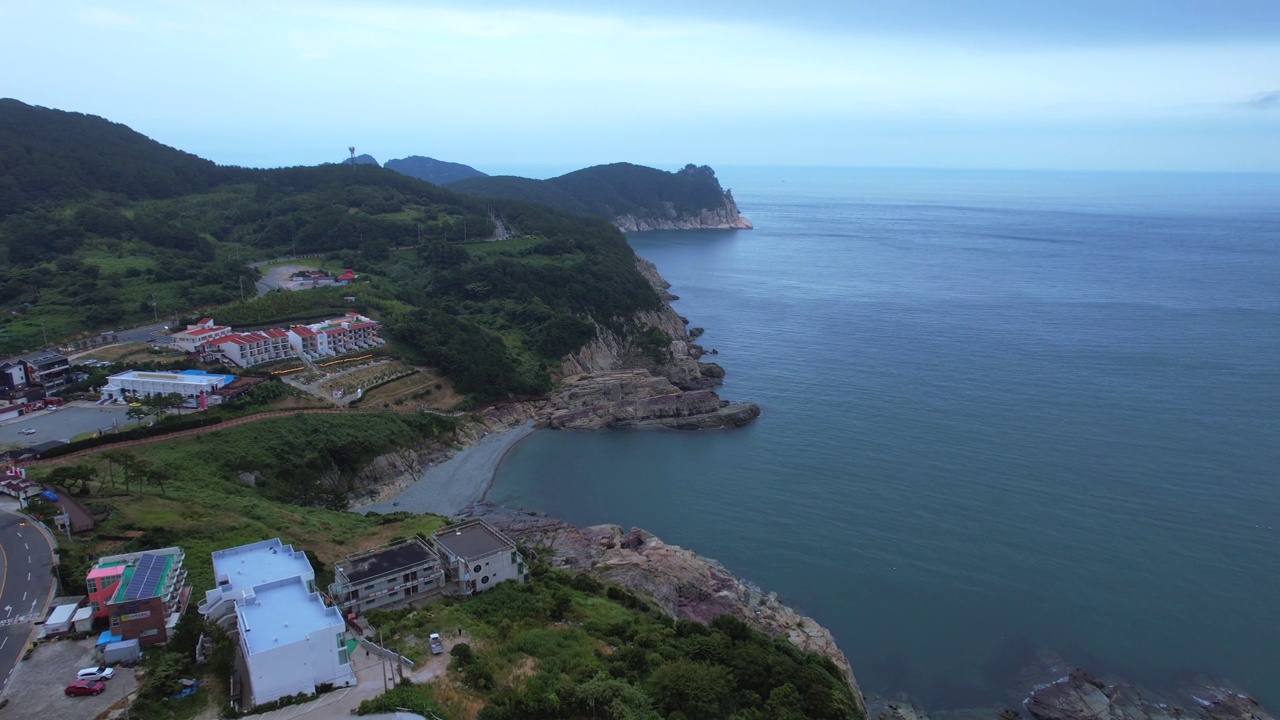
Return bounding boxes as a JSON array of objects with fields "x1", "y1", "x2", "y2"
[{"x1": 349, "y1": 146, "x2": 356, "y2": 165}]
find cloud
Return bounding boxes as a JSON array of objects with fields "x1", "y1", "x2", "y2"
[{"x1": 1242, "y1": 90, "x2": 1280, "y2": 109}]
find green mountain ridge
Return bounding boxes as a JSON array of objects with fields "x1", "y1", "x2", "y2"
[
  {"x1": 0, "y1": 99, "x2": 660, "y2": 401},
  {"x1": 447, "y1": 162, "x2": 749, "y2": 229}
]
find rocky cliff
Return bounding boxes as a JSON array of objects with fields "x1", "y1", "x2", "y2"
[
  {"x1": 614, "y1": 189, "x2": 754, "y2": 232},
  {"x1": 459, "y1": 502, "x2": 866, "y2": 716},
  {"x1": 554, "y1": 254, "x2": 759, "y2": 428}
]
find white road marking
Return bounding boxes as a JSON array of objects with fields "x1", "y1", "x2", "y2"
[
  {"x1": 26, "y1": 572, "x2": 30, "y2": 581},
  {"x1": 20, "y1": 592, "x2": 25, "y2": 601},
  {"x1": 0, "y1": 637, "x2": 6, "y2": 649},
  {"x1": 23, "y1": 543, "x2": 27, "y2": 549},
  {"x1": 14, "y1": 532, "x2": 20, "y2": 537}
]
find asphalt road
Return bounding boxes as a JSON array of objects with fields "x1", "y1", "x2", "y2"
[
  {"x1": 107, "y1": 321, "x2": 173, "y2": 346},
  {"x1": 0, "y1": 508, "x2": 56, "y2": 695}
]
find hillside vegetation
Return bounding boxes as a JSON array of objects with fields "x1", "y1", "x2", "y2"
[
  {"x1": 0, "y1": 100, "x2": 660, "y2": 400},
  {"x1": 447, "y1": 163, "x2": 734, "y2": 224},
  {"x1": 385, "y1": 155, "x2": 489, "y2": 185},
  {"x1": 28, "y1": 411, "x2": 859, "y2": 720}
]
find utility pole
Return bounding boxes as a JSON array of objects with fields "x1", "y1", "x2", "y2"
[
  {"x1": 379, "y1": 628, "x2": 387, "y2": 692},
  {"x1": 151, "y1": 293, "x2": 159, "y2": 323},
  {"x1": 238, "y1": 276, "x2": 245, "y2": 302}
]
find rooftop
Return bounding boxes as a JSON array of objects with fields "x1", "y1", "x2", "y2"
[
  {"x1": 111, "y1": 553, "x2": 174, "y2": 603},
  {"x1": 434, "y1": 520, "x2": 515, "y2": 561},
  {"x1": 238, "y1": 577, "x2": 342, "y2": 655},
  {"x1": 338, "y1": 539, "x2": 436, "y2": 585},
  {"x1": 105, "y1": 370, "x2": 236, "y2": 386},
  {"x1": 211, "y1": 538, "x2": 313, "y2": 593}
]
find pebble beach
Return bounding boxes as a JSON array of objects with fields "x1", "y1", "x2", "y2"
[{"x1": 357, "y1": 422, "x2": 537, "y2": 517}]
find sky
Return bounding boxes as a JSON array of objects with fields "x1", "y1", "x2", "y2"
[{"x1": 2, "y1": 0, "x2": 1278, "y2": 172}]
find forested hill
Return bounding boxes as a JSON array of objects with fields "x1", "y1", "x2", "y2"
[
  {"x1": 385, "y1": 155, "x2": 488, "y2": 185},
  {"x1": 447, "y1": 162, "x2": 748, "y2": 230},
  {"x1": 0, "y1": 99, "x2": 240, "y2": 216},
  {"x1": 0, "y1": 100, "x2": 661, "y2": 400}
]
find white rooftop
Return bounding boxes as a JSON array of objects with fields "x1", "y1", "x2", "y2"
[
  {"x1": 238, "y1": 577, "x2": 342, "y2": 655},
  {"x1": 211, "y1": 538, "x2": 314, "y2": 593}
]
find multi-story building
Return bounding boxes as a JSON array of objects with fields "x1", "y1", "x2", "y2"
[
  {"x1": 328, "y1": 538, "x2": 445, "y2": 617},
  {"x1": 198, "y1": 538, "x2": 315, "y2": 627},
  {"x1": 198, "y1": 539, "x2": 356, "y2": 711},
  {"x1": 433, "y1": 520, "x2": 528, "y2": 596},
  {"x1": 211, "y1": 329, "x2": 293, "y2": 368},
  {"x1": 170, "y1": 318, "x2": 233, "y2": 353},
  {"x1": 286, "y1": 325, "x2": 321, "y2": 360},
  {"x1": 85, "y1": 546, "x2": 190, "y2": 646},
  {"x1": 0, "y1": 349, "x2": 70, "y2": 401},
  {"x1": 179, "y1": 314, "x2": 385, "y2": 367}
]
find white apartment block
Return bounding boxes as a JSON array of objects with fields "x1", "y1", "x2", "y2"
[
  {"x1": 194, "y1": 314, "x2": 385, "y2": 368},
  {"x1": 171, "y1": 318, "x2": 233, "y2": 353},
  {"x1": 198, "y1": 539, "x2": 355, "y2": 711}
]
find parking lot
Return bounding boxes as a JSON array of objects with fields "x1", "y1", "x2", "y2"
[
  {"x1": 0, "y1": 637, "x2": 137, "y2": 719},
  {"x1": 0, "y1": 404, "x2": 130, "y2": 450}
]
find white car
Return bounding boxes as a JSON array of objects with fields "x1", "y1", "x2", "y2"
[
  {"x1": 19, "y1": 428, "x2": 35, "y2": 435},
  {"x1": 76, "y1": 666, "x2": 115, "y2": 681}
]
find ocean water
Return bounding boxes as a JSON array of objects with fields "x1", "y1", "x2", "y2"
[{"x1": 487, "y1": 168, "x2": 1280, "y2": 709}]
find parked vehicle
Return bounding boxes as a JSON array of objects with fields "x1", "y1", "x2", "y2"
[
  {"x1": 103, "y1": 639, "x2": 142, "y2": 665},
  {"x1": 429, "y1": 633, "x2": 444, "y2": 655},
  {"x1": 65, "y1": 680, "x2": 106, "y2": 696},
  {"x1": 19, "y1": 428, "x2": 35, "y2": 435},
  {"x1": 77, "y1": 666, "x2": 115, "y2": 681}
]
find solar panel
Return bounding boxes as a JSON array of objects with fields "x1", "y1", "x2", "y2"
[{"x1": 123, "y1": 554, "x2": 167, "y2": 601}]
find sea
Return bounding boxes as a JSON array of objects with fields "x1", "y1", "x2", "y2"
[{"x1": 486, "y1": 167, "x2": 1280, "y2": 709}]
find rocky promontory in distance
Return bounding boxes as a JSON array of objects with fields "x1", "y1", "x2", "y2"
[{"x1": 447, "y1": 162, "x2": 753, "y2": 232}]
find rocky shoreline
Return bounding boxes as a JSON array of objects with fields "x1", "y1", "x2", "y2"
[
  {"x1": 869, "y1": 648, "x2": 1274, "y2": 720},
  {"x1": 614, "y1": 190, "x2": 753, "y2": 232},
  {"x1": 457, "y1": 501, "x2": 866, "y2": 718}
]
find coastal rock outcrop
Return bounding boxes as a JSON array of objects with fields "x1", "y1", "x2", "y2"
[
  {"x1": 614, "y1": 191, "x2": 754, "y2": 232},
  {"x1": 864, "y1": 656, "x2": 1274, "y2": 720},
  {"x1": 545, "y1": 370, "x2": 759, "y2": 430},
  {"x1": 458, "y1": 502, "x2": 864, "y2": 717},
  {"x1": 552, "y1": 254, "x2": 758, "y2": 429},
  {"x1": 1024, "y1": 670, "x2": 1272, "y2": 720}
]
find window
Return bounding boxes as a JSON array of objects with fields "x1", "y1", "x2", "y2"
[
  {"x1": 338, "y1": 648, "x2": 349, "y2": 665},
  {"x1": 91, "y1": 601, "x2": 100, "y2": 613},
  {"x1": 336, "y1": 633, "x2": 345, "y2": 648},
  {"x1": 87, "y1": 578, "x2": 98, "y2": 593}
]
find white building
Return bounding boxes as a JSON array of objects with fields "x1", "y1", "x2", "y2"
[
  {"x1": 235, "y1": 577, "x2": 354, "y2": 708},
  {"x1": 199, "y1": 538, "x2": 315, "y2": 627},
  {"x1": 100, "y1": 370, "x2": 236, "y2": 404},
  {"x1": 171, "y1": 318, "x2": 233, "y2": 353},
  {"x1": 198, "y1": 539, "x2": 355, "y2": 711},
  {"x1": 211, "y1": 329, "x2": 293, "y2": 369}
]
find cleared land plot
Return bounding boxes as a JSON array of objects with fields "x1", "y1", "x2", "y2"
[
  {"x1": 357, "y1": 370, "x2": 461, "y2": 411},
  {"x1": 74, "y1": 343, "x2": 184, "y2": 365}
]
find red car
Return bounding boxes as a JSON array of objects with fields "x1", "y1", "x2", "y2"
[{"x1": 65, "y1": 679, "x2": 106, "y2": 696}]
